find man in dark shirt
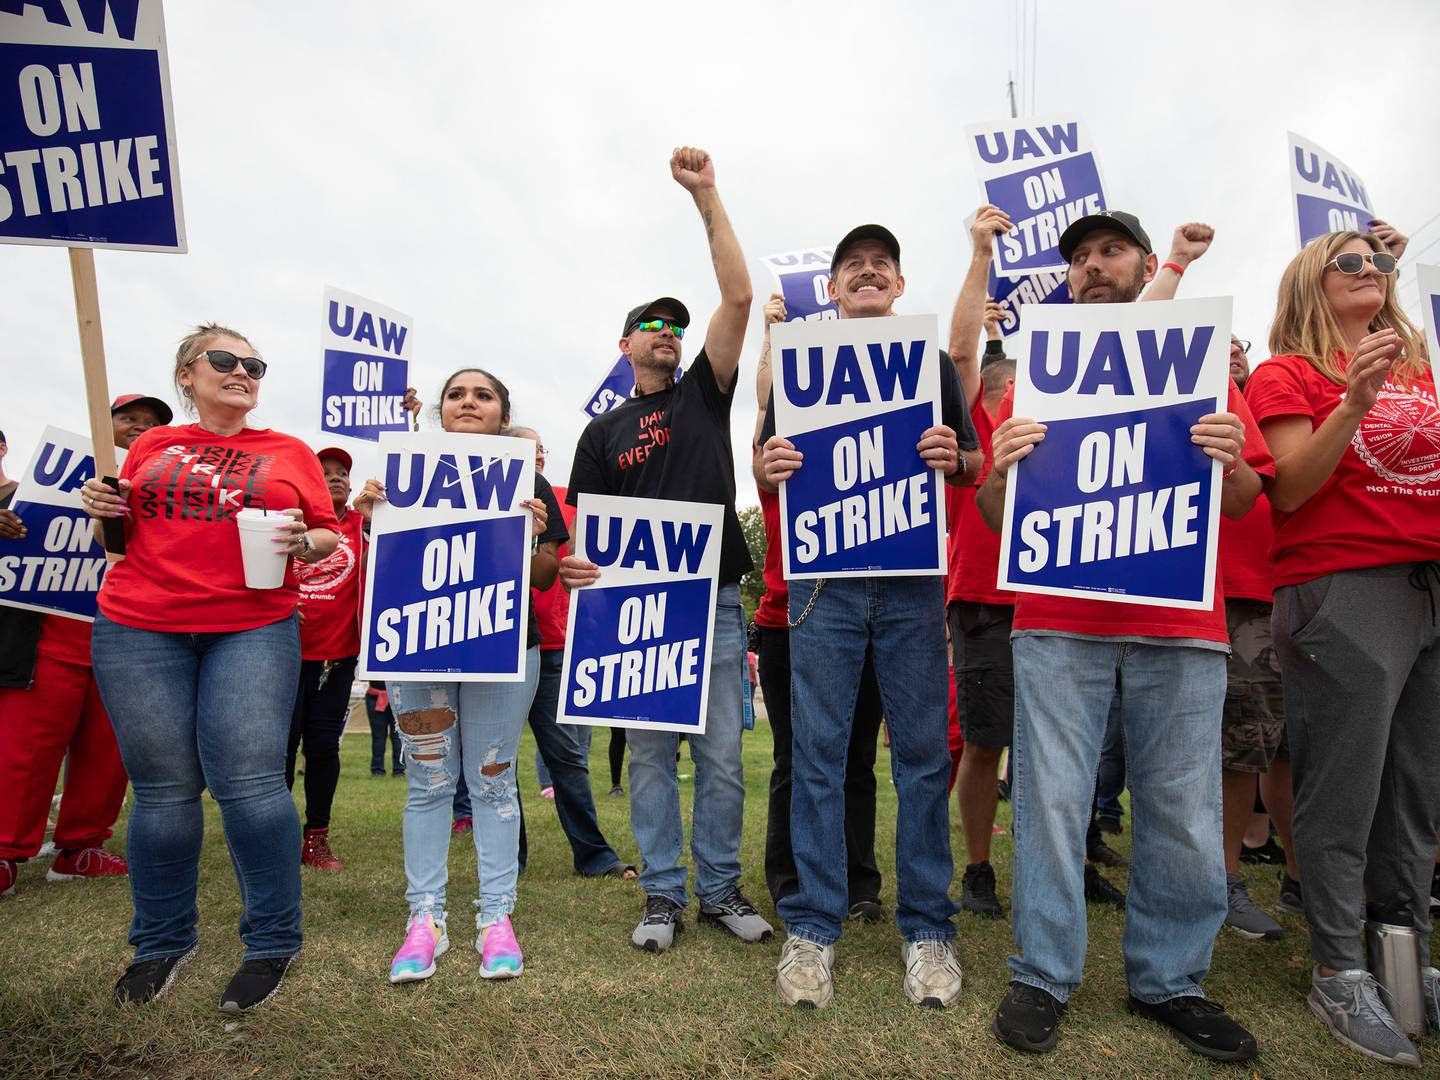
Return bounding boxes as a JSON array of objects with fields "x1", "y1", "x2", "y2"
[
  {"x1": 759, "y1": 224, "x2": 981, "y2": 1009},
  {"x1": 562, "y1": 146, "x2": 770, "y2": 953}
]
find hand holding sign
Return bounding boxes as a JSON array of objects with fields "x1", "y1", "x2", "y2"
[
  {"x1": 80, "y1": 477, "x2": 129, "y2": 519},
  {"x1": 764, "y1": 293, "x2": 787, "y2": 327},
  {"x1": 917, "y1": 426, "x2": 961, "y2": 475},
  {"x1": 990, "y1": 415, "x2": 1048, "y2": 475},
  {"x1": 983, "y1": 300, "x2": 1006, "y2": 338},
  {"x1": 353, "y1": 478, "x2": 385, "y2": 522},
  {"x1": 760, "y1": 434, "x2": 802, "y2": 487},
  {"x1": 0, "y1": 509, "x2": 26, "y2": 540},
  {"x1": 670, "y1": 146, "x2": 715, "y2": 192},
  {"x1": 1189, "y1": 413, "x2": 1246, "y2": 470},
  {"x1": 560, "y1": 553, "x2": 601, "y2": 590},
  {"x1": 970, "y1": 204, "x2": 1015, "y2": 253}
]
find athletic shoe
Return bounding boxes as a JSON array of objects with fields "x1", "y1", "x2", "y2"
[
  {"x1": 371, "y1": 770, "x2": 386, "y2": 777},
  {"x1": 301, "y1": 828, "x2": 343, "y2": 872},
  {"x1": 698, "y1": 886, "x2": 773, "y2": 943},
  {"x1": 1240, "y1": 836, "x2": 1286, "y2": 866},
  {"x1": 1083, "y1": 864, "x2": 1125, "y2": 910},
  {"x1": 47, "y1": 846, "x2": 128, "y2": 882},
  {"x1": 1308, "y1": 966, "x2": 1420, "y2": 1067},
  {"x1": 113, "y1": 944, "x2": 198, "y2": 1005},
  {"x1": 477, "y1": 914, "x2": 523, "y2": 979},
  {"x1": 1276, "y1": 872, "x2": 1304, "y2": 916},
  {"x1": 219, "y1": 956, "x2": 295, "y2": 1014},
  {"x1": 993, "y1": 982, "x2": 1067, "y2": 1053},
  {"x1": 847, "y1": 898, "x2": 885, "y2": 923},
  {"x1": 1225, "y1": 875, "x2": 1284, "y2": 940},
  {"x1": 1128, "y1": 994, "x2": 1258, "y2": 1063},
  {"x1": 1097, "y1": 813, "x2": 1122, "y2": 836},
  {"x1": 631, "y1": 894, "x2": 684, "y2": 952},
  {"x1": 1422, "y1": 966, "x2": 1439, "y2": 1034},
  {"x1": 451, "y1": 816, "x2": 472, "y2": 835},
  {"x1": 608, "y1": 785, "x2": 624, "y2": 797},
  {"x1": 388, "y1": 912, "x2": 449, "y2": 984},
  {"x1": 0, "y1": 858, "x2": 16, "y2": 898},
  {"x1": 539, "y1": 786, "x2": 555, "y2": 799},
  {"x1": 901, "y1": 939, "x2": 963, "y2": 1008},
  {"x1": 961, "y1": 862, "x2": 1004, "y2": 919},
  {"x1": 776, "y1": 935, "x2": 834, "y2": 1008},
  {"x1": 1087, "y1": 838, "x2": 1128, "y2": 868}
]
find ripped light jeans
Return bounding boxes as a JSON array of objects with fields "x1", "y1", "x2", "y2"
[{"x1": 389, "y1": 649, "x2": 539, "y2": 929}]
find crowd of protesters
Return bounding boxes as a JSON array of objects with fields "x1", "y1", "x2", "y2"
[{"x1": 1, "y1": 146, "x2": 1438, "y2": 1069}]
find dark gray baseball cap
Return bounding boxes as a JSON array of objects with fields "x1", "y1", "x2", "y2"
[
  {"x1": 1058, "y1": 210, "x2": 1152, "y2": 262},
  {"x1": 621, "y1": 297, "x2": 691, "y2": 337}
]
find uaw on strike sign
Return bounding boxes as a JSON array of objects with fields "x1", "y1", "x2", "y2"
[
  {"x1": 999, "y1": 298, "x2": 1231, "y2": 608},
  {"x1": 358, "y1": 432, "x2": 535, "y2": 681},
  {"x1": 770, "y1": 315, "x2": 946, "y2": 579},
  {"x1": 0, "y1": 0, "x2": 184, "y2": 251}
]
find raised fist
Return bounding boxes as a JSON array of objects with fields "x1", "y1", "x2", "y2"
[
  {"x1": 670, "y1": 146, "x2": 715, "y2": 193},
  {"x1": 1168, "y1": 222, "x2": 1214, "y2": 266}
]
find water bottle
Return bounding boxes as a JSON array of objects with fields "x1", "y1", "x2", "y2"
[{"x1": 1365, "y1": 908, "x2": 1426, "y2": 1039}]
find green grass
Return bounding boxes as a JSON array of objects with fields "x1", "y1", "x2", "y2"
[{"x1": 0, "y1": 714, "x2": 1429, "y2": 1079}]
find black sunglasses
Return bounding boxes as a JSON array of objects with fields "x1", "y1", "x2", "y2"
[
  {"x1": 188, "y1": 349, "x2": 268, "y2": 380},
  {"x1": 1325, "y1": 251, "x2": 1397, "y2": 276},
  {"x1": 1231, "y1": 339, "x2": 1251, "y2": 355}
]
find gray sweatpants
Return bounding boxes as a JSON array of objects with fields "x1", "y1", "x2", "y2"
[{"x1": 1272, "y1": 563, "x2": 1440, "y2": 970}]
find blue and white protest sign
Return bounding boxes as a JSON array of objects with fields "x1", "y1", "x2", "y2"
[
  {"x1": 1418, "y1": 264, "x2": 1440, "y2": 383},
  {"x1": 559, "y1": 494, "x2": 721, "y2": 734},
  {"x1": 358, "y1": 432, "x2": 535, "y2": 681},
  {"x1": 582, "y1": 355, "x2": 681, "y2": 417},
  {"x1": 0, "y1": 426, "x2": 120, "y2": 620},
  {"x1": 989, "y1": 264, "x2": 1071, "y2": 338},
  {"x1": 763, "y1": 248, "x2": 838, "y2": 323},
  {"x1": 998, "y1": 298, "x2": 1232, "y2": 609},
  {"x1": 0, "y1": 0, "x2": 184, "y2": 251},
  {"x1": 321, "y1": 286, "x2": 413, "y2": 442},
  {"x1": 1288, "y1": 132, "x2": 1376, "y2": 249},
  {"x1": 968, "y1": 115, "x2": 1105, "y2": 279},
  {"x1": 771, "y1": 314, "x2": 946, "y2": 579}
]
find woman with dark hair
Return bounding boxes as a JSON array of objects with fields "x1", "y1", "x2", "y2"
[
  {"x1": 355, "y1": 367, "x2": 566, "y2": 985},
  {"x1": 1247, "y1": 229, "x2": 1440, "y2": 1067},
  {"x1": 81, "y1": 324, "x2": 340, "y2": 1013}
]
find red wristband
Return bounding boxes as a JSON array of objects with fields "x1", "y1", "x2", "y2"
[{"x1": 1162, "y1": 261, "x2": 1186, "y2": 276}]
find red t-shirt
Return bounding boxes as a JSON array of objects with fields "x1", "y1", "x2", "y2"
[
  {"x1": 754, "y1": 486, "x2": 788, "y2": 630},
  {"x1": 296, "y1": 507, "x2": 366, "y2": 661},
  {"x1": 1245, "y1": 355, "x2": 1440, "y2": 588},
  {"x1": 1000, "y1": 382, "x2": 1276, "y2": 644},
  {"x1": 948, "y1": 398, "x2": 1015, "y2": 608},
  {"x1": 1219, "y1": 491, "x2": 1275, "y2": 603},
  {"x1": 534, "y1": 485, "x2": 577, "y2": 651},
  {"x1": 97, "y1": 425, "x2": 341, "y2": 633},
  {"x1": 36, "y1": 613, "x2": 93, "y2": 666}
]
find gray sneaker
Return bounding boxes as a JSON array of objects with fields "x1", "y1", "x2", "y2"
[
  {"x1": 1224, "y1": 875, "x2": 1284, "y2": 940},
  {"x1": 1308, "y1": 967, "x2": 1421, "y2": 1068},
  {"x1": 1423, "y1": 967, "x2": 1439, "y2": 1034},
  {"x1": 630, "y1": 894, "x2": 683, "y2": 952},
  {"x1": 698, "y1": 886, "x2": 773, "y2": 943},
  {"x1": 901, "y1": 939, "x2": 963, "y2": 1008},
  {"x1": 1276, "y1": 871, "x2": 1304, "y2": 915},
  {"x1": 776, "y1": 935, "x2": 834, "y2": 1008}
]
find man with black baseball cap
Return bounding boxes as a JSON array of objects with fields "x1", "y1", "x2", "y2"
[
  {"x1": 976, "y1": 213, "x2": 1265, "y2": 1063},
  {"x1": 563, "y1": 147, "x2": 770, "y2": 954}
]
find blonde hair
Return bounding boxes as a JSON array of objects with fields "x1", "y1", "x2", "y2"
[
  {"x1": 1268, "y1": 231, "x2": 1425, "y2": 386},
  {"x1": 172, "y1": 323, "x2": 255, "y2": 414}
]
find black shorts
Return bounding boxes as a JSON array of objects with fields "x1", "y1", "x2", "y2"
[{"x1": 947, "y1": 601, "x2": 1015, "y2": 748}]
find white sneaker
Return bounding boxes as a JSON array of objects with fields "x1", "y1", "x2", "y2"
[
  {"x1": 776, "y1": 935, "x2": 834, "y2": 1008},
  {"x1": 901, "y1": 939, "x2": 963, "y2": 1008}
]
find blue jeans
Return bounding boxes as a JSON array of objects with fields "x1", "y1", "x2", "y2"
[
  {"x1": 779, "y1": 576, "x2": 957, "y2": 946},
  {"x1": 527, "y1": 649, "x2": 622, "y2": 876},
  {"x1": 90, "y1": 612, "x2": 303, "y2": 962},
  {"x1": 627, "y1": 583, "x2": 746, "y2": 907},
  {"x1": 389, "y1": 650, "x2": 539, "y2": 928},
  {"x1": 1009, "y1": 635, "x2": 1227, "y2": 1003}
]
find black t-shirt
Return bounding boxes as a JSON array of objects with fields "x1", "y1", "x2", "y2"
[
  {"x1": 759, "y1": 347, "x2": 980, "y2": 450},
  {"x1": 529, "y1": 473, "x2": 569, "y2": 648},
  {"x1": 567, "y1": 348, "x2": 752, "y2": 585}
]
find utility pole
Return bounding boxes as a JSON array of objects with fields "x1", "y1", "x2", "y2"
[{"x1": 1007, "y1": 74, "x2": 1017, "y2": 118}]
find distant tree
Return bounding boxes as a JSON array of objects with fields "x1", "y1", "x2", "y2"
[{"x1": 738, "y1": 503, "x2": 766, "y2": 623}]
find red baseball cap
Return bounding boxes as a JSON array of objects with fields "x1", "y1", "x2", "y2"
[
  {"x1": 316, "y1": 446, "x2": 353, "y2": 471},
  {"x1": 111, "y1": 394, "x2": 173, "y2": 425}
]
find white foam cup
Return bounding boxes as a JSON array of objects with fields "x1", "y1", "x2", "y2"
[{"x1": 236, "y1": 507, "x2": 298, "y2": 590}]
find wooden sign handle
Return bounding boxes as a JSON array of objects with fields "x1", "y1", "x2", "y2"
[{"x1": 68, "y1": 247, "x2": 125, "y2": 556}]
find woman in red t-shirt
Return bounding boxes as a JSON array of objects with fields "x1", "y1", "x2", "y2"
[
  {"x1": 80, "y1": 324, "x2": 341, "y2": 1015},
  {"x1": 1247, "y1": 230, "x2": 1440, "y2": 1065}
]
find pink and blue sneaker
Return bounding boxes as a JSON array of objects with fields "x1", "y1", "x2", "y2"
[
  {"x1": 477, "y1": 914, "x2": 523, "y2": 979},
  {"x1": 388, "y1": 911, "x2": 448, "y2": 984}
]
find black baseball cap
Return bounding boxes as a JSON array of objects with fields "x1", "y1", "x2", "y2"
[
  {"x1": 830, "y1": 224, "x2": 901, "y2": 275},
  {"x1": 1058, "y1": 210, "x2": 1152, "y2": 262},
  {"x1": 622, "y1": 297, "x2": 691, "y2": 337}
]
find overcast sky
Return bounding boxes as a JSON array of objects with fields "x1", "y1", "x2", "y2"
[{"x1": 3, "y1": 0, "x2": 1439, "y2": 504}]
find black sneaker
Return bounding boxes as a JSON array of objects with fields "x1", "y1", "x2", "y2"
[
  {"x1": 1087, "y1": 837, "x2": 1129, "y2": 868},
  {"x1": 961, "y1": 862, "x2": 1005, "y2": 919},
  {"x1": 114, "y1": 944, "x2": 198, "y2": 1005},
  {"x1": 1127, "y1": 994, "x2": 1258, "y2": 1062},
  {"x1": 1276, "y1": 871, "x2": 1304, "y2": 916},
  {"x1": 1239, "y1": 836, "x2": 1286, "y2": 866},
  {"x1": 1084, "y1": 864, "x2": 1126, "y2": 910},
  {"x1": 847, "y1": 898, "x2": 886, "y2": 923},
  {"x1": 218, "y1": 955, "x2": 295, "y2": 1014},
  {"x1": 993, "y1": 982, "x2": 1068, "y2": 1053},
  {"x1": 1097, "y1": 813, "x2": 1123, "y2": 836}
]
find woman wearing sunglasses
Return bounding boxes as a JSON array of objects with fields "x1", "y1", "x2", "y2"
[
  {"x1": 80, "y1": 325, "x2": 341, "y2": 1013},
  {"x1": 1246, "y1": 231, "x2": 1440, "y2": 1067},
  {"x1": 353, "y1": 368, "x2": 566, "y2": 985}
]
